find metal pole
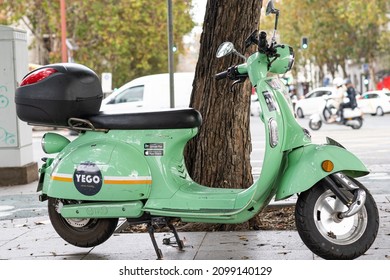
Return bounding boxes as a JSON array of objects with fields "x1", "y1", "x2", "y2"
[
  {"x1": 167, "y1": 0, "x2": 175, "y2": 108},
  {"x1": 60, "y1": 0, "x2": 67, "y2": 63}
]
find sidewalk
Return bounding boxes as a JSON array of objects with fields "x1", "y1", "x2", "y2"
[
  {"x1": 0, "y1": 190, "x2": 389, "y2": 260},
  {"x1": 0, "y1": 128, "x2": 389, "y2": 260}
]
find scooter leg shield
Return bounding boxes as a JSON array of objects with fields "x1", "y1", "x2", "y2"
[{"x1": 275, "y1": 143, "x2": 369, "y2": 201}]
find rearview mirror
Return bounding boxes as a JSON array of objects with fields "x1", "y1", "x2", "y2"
[
  {"x1": 266, "y1": 0, "x2": 278, "y2": 15},
  {"x1": 216, "y1": 42, "x2": 234, "y2": 58},
  {"x1": 216, "y1": 42, "x2": 247, "y2": 61}
]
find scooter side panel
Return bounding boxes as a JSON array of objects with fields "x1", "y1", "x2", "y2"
[
  {"x1": 144, "y1": 78, "x2": 289, "y2": 223},
  {"x1": 45, "y1": 140, "x2": 152, "y2": 201},
  {"x1": 275, "y1": 143, "x2": 369, "y2": 200}
]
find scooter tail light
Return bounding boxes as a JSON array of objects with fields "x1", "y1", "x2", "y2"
[{"x1": 20, "y1": 68, "x2": 58, "y2": 86}]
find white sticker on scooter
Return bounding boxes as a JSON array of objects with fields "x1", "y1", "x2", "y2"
[
  {"x1": 73, "y1": 162, "x2": 103, "y2": 196},
  {"x1": 263, "y1": 91, "x2": 277, "y2": 112},
  {"x1": 144, "y1": 143, "x2": 164, "y2": 156}
]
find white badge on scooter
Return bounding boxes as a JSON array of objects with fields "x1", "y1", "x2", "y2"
[{"x1": 73, "y1": 161, "x2": 103, "y2": 196}]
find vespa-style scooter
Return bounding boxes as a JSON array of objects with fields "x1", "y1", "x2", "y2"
[
  {"x1": 15, "y1": 1, "x2": 378, "y2": 260},
  {"x1": 309, "y1": 96, "x2": 364, "y2": 130}
]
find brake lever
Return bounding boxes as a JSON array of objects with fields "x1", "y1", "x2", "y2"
[
  {"x1": 230, "y1": 77, "x2": 246, "y2": 92},
  {"x1": 245, "y1": 30, "x2": 259, "y2": 49}
]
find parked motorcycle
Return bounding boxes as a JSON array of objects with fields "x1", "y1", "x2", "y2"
[
  {"x1": 309, "y1": 96, "x2": 363, "y2": 130},
  {"x1": 15, "y1": 0, "x2": 378, "y2": 260}
]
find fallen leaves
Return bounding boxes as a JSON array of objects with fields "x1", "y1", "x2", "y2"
[{"x1": 121, "y1": 206, "x2": 296, "y2": 233}]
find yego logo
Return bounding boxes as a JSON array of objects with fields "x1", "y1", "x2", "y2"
[{"x1": 73, "y1": 162, "x2": 103, "y2": 196}]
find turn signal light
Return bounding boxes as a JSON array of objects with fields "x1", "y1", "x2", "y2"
[
  {"x1": 20, "y1": 68, "x2": 58, "y2": 86},
  {"x1": 321, "y1": 160, "x2": 334, "y2": 172}
]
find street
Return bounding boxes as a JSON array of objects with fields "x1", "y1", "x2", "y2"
[
  {"x1": 250, "y1": 114, "x2": 390, "y2": 196},
  {"x1": 0, "y1": 114, "x2": 389, "y2": 220}
]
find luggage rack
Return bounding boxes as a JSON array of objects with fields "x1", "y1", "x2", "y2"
[
  {"x1": 28, "y1": 117, "x2": 109, "y2": 133},
  {"x1": 67, "y1": 117, "x2": 109, "y2": 132}
]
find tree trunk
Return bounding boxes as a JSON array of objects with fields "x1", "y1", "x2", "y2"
[
  {"x1": 184, "y1": 1, "x2": 262, "y2": 230},
  {"x1": 368, "y1": 58, "x2": 377, "y2": 91}
]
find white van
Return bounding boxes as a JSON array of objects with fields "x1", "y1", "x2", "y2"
[{"x1": 100, "y1": 72, "x2": 194, "y2": 113}]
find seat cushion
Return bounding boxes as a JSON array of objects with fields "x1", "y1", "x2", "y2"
[{"x1": 88, "y1": 108, "x2": 202, "y2": 130}]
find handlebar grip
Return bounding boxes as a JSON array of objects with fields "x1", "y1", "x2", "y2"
[
  {"x1": 215, "y1": 70, "x2": 228, "y2": 80},
  {"x1": 258, "y1": 31, "x2": 268, "y2": 52}
]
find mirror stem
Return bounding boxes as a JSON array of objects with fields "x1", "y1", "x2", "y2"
[
  {"x1": 233, "y1": 50, "x2": 247, "y2": 62},
  {"x1": 271, "y1": 10, "x2": 279, "y2": 45}
]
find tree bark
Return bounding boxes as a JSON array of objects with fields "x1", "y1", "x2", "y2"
[{"x1": 185, "y1": 2, "x2": 261, "y2": 194}]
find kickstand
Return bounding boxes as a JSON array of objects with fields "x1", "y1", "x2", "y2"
[
  {"x1": 147, "y1": 222, "x2": 163, "y2": 260},
  {"x1": 147, "y1": 218, "x2": 185, "y2": 260},
  {"x1": 165, "y1": 220, "x2": 185, "y2": 250}
]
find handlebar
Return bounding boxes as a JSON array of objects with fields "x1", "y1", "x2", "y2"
[
  {"x1": 215, "y1": 31, "x2": 278, "y2": 82},
  {"x1": 214, "y1": 66, "x2": 247, "y2": 81},
  {"x1": 215, "y1": 70, "x2": 229, "y2": 81}
]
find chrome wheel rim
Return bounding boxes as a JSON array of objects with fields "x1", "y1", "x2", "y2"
[
  {"x1": 314, "y1": 190, "x2": 367, "y2": 245},
  {"x1": 54, "y1": 199, "x2": 92, "y2": 228}
]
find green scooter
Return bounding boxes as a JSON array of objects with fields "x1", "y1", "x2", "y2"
[{"x1": 15, "y1": 1, "x2": 378, "y2": 260}]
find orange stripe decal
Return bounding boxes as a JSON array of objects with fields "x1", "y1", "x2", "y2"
[
  {"x1": 51, "y1": 176, "x2": 73, "y2": 182},
  {"x1": 104, "y1": 179, "x2": 152, "y2": 185},
  {"x1": 51, "y1": 173, "x2": 152, "y2": 185}
]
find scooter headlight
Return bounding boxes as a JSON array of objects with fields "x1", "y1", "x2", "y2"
[
  {"x1": 269, "y1": 44, "x2": 294, "y2": 74},
  {"x1": 41, "y1": 132, "x2": 70, "y2": 154}
]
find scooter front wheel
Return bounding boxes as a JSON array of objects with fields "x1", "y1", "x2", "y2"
[
  {"x1": 295, "y1": 177, "x2": 379, "y2": 259},
  {"x1": 48, "y1": 197, "x2": 118, "y2": 247},
  {"x1": 308, "y1": 119, "x2": 322, "y2": 130}
]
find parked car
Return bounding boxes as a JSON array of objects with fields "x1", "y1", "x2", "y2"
[
  {"x1": 357, "y1": 89, "x2": 390, "y2": 116},
  {"x1": 294, "y1": 87, "x2": 335, "y2": 118},
  {"x1": 100, "y1": 72, "x2": 194, "y2": 113},
  {"x1": 103, "y1": 73, "x2": 262, "y2": 116}
]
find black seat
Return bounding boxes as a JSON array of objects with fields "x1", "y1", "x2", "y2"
[{"x1": 87, "y1": 108, "x2": 202, "y2": 130}]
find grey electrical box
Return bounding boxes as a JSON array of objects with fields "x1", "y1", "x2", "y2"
[{"x1": 0, "y1": 25, "x2": 38, "y2": 185}]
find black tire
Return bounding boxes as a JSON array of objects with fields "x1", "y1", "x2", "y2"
[
  {"x1": 296, "y1": 108, "x2": 304, "y2": 118},
  {"x1": 376, "y1": 106, "x2": 384, "y2": 116},
  {"x1": 309, "y1": 119, "x2": 322, "y2": 130},
  {"x1": 295, "y1": 177, "x2": 379, "y2": 260},
  {"x1": 48, "y1": 197, "x2": 118, "y2": 247},
  {"x1": 322, "y1": 107, "x2": 332, "y2": 122},
  {"x1": 351, "y1": 117, "x2": 363, "y2": 129}
]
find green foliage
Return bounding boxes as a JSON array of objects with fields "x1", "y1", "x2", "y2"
[
  {"x1": 260, "y1": 0, "x2": 390, "y2": 80},
  {"x1": 0, "y1": 0, "x2": 194, "y2": 87}
]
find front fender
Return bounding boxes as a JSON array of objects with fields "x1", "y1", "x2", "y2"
[{"x1": 275, "y1": 143, "x2": 368, "y2": 200}]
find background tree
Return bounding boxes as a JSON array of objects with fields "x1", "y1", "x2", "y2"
[
  {"x1": 184, "y1": 0, "x2": 262, "y2": 230},
  {"x1": 338, "y1": 0, "x2": 390, "y2": 88},
  {"x1": 260, "y1": 0, "x2": 390, "y2": 87},
  {"x1": 0, "y1": 0, "x2": 194, "y2": 87}
]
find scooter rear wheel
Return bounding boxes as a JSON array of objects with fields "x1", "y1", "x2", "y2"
[
  {"x1": 351, "y1": 117, "x2": 363, "y2": 129},
  {"x1": 295, "y1": 177, "x2": 379, "y2": 259},
  {"x1": 48, "y1": 197, "x2": 118, "y2": 247}
]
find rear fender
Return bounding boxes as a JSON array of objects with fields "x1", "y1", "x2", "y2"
[
  {"x1": 344, "y1": 107, "x2": 363, "y2": 118},
  {"x1": 45, "y1": 140, "x2": 152, "y2": 201},
  {"x1": 275, "y1": 142, "x2": 368, "y2": 200}
]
